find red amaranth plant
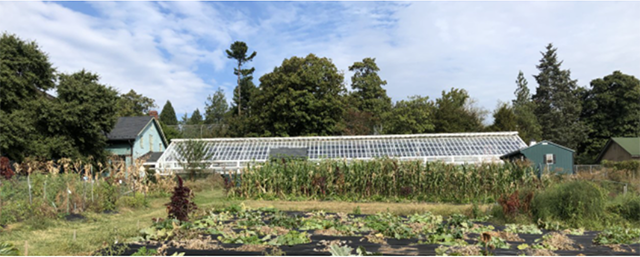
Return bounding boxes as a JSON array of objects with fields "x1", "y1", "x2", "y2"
[
  {"x1": 0, "y1": 157, "x2": 14, "y2": 180},
  {"x1": 165, "y1": 176, "x2": 197, "y2": 222}
]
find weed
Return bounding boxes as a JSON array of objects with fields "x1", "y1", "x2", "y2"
[{"x1": 131, "y1": 246, "x2": 157, "y2": 256}]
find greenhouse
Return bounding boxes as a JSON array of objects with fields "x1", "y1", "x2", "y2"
[{"x1": 154, "y1": 132, "x2": 527, "y2": 174}]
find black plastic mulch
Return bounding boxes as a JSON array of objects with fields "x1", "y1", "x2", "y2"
[{"x1": 106, "y1": 211, "x2": 640, "y2": 256}]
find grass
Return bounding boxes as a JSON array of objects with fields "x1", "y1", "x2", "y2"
[{"x1": 0, "y1": 188, "x2": 488, "y2": 256}]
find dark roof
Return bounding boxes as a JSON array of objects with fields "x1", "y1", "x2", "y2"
[
  {"x1": 268, "y1": 147, "x2": 308, "y2": 160},
  {"x1": 501, "y1": 140, "x2": 574, "y2": 159},
  {"x1": 107, "y1": 116, "x2": 155, "y2": 140},
  {"x1": 141, "y1": 152, "x2": 164, "y2": 163},
  {"x1": 596, "y1": 137, "x2": 640, "y2": 162}
]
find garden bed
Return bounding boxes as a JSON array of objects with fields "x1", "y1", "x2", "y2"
[{"x1": 103, "y1": 207, "x2": 640, "y2": 256}]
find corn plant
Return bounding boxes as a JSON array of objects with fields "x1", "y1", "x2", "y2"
[{"x1": 233, "y1": 159, "x2": 541, "y2": 203}]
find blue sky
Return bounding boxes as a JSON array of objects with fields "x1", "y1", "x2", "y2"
[{"x1": 1, "y1": 1, "x2": 639, "y2": 123}]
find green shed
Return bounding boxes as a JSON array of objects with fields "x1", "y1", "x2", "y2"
[{"x1": 500, "y1": 140, "x2": 575, "y2": 176}]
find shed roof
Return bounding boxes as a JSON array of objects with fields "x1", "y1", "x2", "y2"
[
  {"x1": 611, "y1": 137, "x2": 640, "y2": 156},
  {"x1": 500, "y1": 140, "x2": 574, "y2": 159},
  {"x1": 142, "y1": 152, "x2": 164, "y2": 164},
  {"x1": 596, "y1": 137, "x2": 640, "y2": 162}
]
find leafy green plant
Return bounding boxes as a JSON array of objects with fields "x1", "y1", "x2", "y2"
[
  {"x1": 329, "y1": 244, "x2": 353, "y2": 256},
  {"x1": 119, "y1": 192, "x2": 148, "y2": 208},
  {"x1": 131, "y1": 246, "x2": 157, "y2": 256},
  {"x1": 504, "y1": 224, "x2": 542, "y2": 234},
  {"x1": 0, "y1": 242, "x2": 19, "y2": 256},
  {"x1": 593, "y1": 227, "x2": 640, "y2": 245},
  {"x1": 531, "y1": 181, "x2": 606, "y2": 228},
  {"x1": 269, "y1": 230, "x2": 311, "y2": 246}
]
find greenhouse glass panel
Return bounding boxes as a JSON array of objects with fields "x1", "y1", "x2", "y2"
[{"x1": 154, "y1": 132, "x2": 527, "y2": 174}]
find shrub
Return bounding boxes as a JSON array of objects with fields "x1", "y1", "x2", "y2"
[
  {"x1": 607, "y1": 193, "x2": 640, "y2": 222},
  {"x1": 531, "y1": 180, "x2": 606, "y2": 228},
  {"x1": 166, "y1": 176, "x2": 197, "y2": 222},
  {"x1": 96, "y1": 179, "x2": 118, "y2": 212},
  {"x1": 118, "y1": 192, "x2": 149, "y2": 209},
  {"x1": 0, "y1": 157, "x2": 14, "y2": 180}
]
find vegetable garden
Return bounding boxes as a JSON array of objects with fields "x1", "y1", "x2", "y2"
[
  {"x1": 104, "y1": 205, "x2": 640, "y2": 256},
  {"x1": 229, "y1": 159, "x2": 543, "y2": 203}
]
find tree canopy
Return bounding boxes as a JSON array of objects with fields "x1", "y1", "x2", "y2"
[
  {"x1": 251, "y1": 54, "x2": 346, "y2": 136},
  {"x1": 489, "y1": 102, "x2": 517, "y2": 132},
  {"x1": 532, "y1": 43, "x2": 585, "y2": 150},
  {"x1": 204, "y1": 88, "x2": 228, "y2": 124},
  {"x1": 579, "y1": 71, "x2": 640, "y2": 162},
  {"x1": 116, "y1": 89, "x2": 156, "y2": 117},
  {"x1": 226, "y1": 41, "x2": 257, "y2": 116},
  {"x1": 384, "y1": 95, "x2": 435, "y2": 134},
  {"x1": 160, "y1": 100, "x2": 178, "y2": 126},
  {"x1": 347, "y1": 58, "x2": 392, "y2": 133},
  {"x1": 512, "y1": 71, "x2": 541, "y2": 143},
  {"x1": 433, "y1": 88, "x2": 486, "y2": 133}
]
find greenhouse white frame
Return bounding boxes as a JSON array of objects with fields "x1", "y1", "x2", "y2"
[{"x1": 154, "y1": 132, "x2": 527, "y2": 174}]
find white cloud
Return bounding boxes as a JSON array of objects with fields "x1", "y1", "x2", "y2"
[{"x1": 1, "y1": 1, "x2": 638, "y2": 124}]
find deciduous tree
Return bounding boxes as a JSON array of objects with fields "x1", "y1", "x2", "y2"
[
  {"x1": 252, "y1": 54, "x2": 346, "y2": 136},
  {"x1": 348, "y1": 58, "x2": 392, "y2": 133},
  {"x1": 579, "y1": 71, "x2": 640, "y2": 163},
  {"x1": 116, "y1": 89, "x2": 156, "y2": 117},
  {"x1": 383, "y1": 95, "x2": 435, "y2": 134},
  {"x1": 489, "y1": 102, "x2": 517, "y2": 132},
  {"x1": 434, "y1": 88, "x2": 486, "y2": 133}
]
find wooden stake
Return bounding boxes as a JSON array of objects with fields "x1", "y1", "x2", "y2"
[
  {"x1": 24, "y1": 241, "x2": 28, "y2": 256},
  {"x1": 73, "y1": 230, "x2": 76, "y2": 241}
]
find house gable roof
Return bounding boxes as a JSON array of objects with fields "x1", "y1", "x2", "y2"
[
  {"x1": 500, "y1": 140, "x2": 574, "y2": 159},
  {"x1": 596, "y1": 137, "x2": 640, "y2": 162},
  {"x1": 107, "y1": 116, "x2": 168, "y2": 147}
]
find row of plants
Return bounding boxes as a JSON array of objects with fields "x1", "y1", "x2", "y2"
[
  {"x1": 0, "y1": 157, "x2": 179, "y2": 226},
  {"x1": 228, "y1": 159, "x2": 545, "y2": 203},
  {"x1": 123, "y1": 200, "x2": 640, "y2": 256}
]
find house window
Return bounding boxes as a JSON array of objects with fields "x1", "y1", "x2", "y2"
[
  {"x1": 149, "y1": 135, "x2": 153, "y2": 151},
  {"x1": 545, "y1": 154, "x2": 555, "y2": 164},
  {"x1": 140, "y1": 136, "x2": 143, "y2": 147}
]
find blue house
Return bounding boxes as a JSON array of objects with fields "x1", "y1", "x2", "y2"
[
  {"x1": 501, "y1": 140, "x2": 575, "y2": 176},
  {"x1": 105, "y1": 116, "x2": 169, "y2": 168}
]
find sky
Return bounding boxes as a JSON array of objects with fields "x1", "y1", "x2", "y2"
[{"x1": 1, "y1": 1, "x2": 639, "y2": 123}]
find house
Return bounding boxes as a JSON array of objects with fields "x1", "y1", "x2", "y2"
[
  {"x1": 596, "y1": 137, "x2": 640, "y2": 163},
  {"x1": 500, "y1": 140, "x2": 574, "y2": 176},
  {"x1": 105, "y1": 114, "x2": 169, "y2": 169}
]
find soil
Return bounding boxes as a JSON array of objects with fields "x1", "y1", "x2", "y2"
[
  {"x1": 64, "y1": 213, "x2": 86, "y2": 221},
  {"x1": 103, "y1": 211, "x2": 640, "y2": 256}
]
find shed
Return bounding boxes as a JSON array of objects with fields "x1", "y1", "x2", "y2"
[
  {"x1": 105, "y1": 116, "x2": 169, "y2": 168},
  {"x1": 596, "y1": 137, "x2": 640, "y2": 163},
  {"x1": 501, "y1": 140, "x2": 574, "y2": 175}
]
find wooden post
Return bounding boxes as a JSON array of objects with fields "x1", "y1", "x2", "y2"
[
  {"x1": 24, "y1": 241, "x2": 28, "y2": 256},
  {"x1": 73, "y1": 230, "x2": 76, "y2": 241},
  {"x1": 27, "y1": 175, "x2": 32, "y2": 205}
]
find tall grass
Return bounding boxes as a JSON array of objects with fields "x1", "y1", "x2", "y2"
[
  {"x1": 229, "y1": 159, "x2": 544, "y2": 203},
  {"x1": 0, "y1": 157, "x2": 177, "y2": 226}
]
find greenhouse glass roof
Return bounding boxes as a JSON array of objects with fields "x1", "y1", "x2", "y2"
[{"x1": 154, "y1": 132, "x2": 527, "y2": 173}]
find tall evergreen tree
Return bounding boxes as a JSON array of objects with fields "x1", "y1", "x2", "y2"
[
  {"x1": 512, "y1": 71, "x2": 542, "y2": 142},
  {"x1": 188, "y1": 109, "x2": 203, "y2": 125},
  {"x1": 204, "y1": 88, "x2": 229, "y2": 124},
  {"x1": 532, "y1": 43, "x2": 585, "y2": 149},
  {"x1": 579, "y1": 71, "x2": 640, "y2": 162},
  {"x1": 348, "y1": 58, "x2": 392, "y2": 133},
  {"x1": 226, "y1": 41, "x2": 256, "y2": 116},
  {"x1": 160, "y1": 100, "x2": 178, "y2": 125}
]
